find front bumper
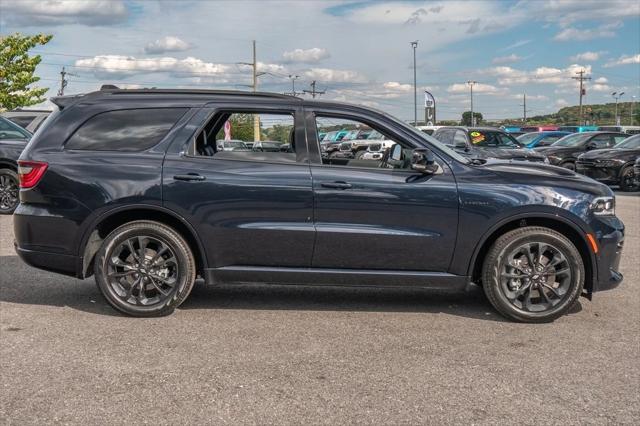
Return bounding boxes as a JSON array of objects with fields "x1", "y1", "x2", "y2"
[{"x1": 592, "y1": 218, "x2": 625, "y2": 292}]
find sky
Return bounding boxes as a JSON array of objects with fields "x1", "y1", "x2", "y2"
[{"x1": 1, "y1": 0, "x2": 639, "y2": 121}]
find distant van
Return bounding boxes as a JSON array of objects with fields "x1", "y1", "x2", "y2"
[
  {"x1": 557, "y1": 125, "x2": 599, "y2": 133},
  {"x1": 597, "y1": 126, "x2": 640, "y2": 135}
]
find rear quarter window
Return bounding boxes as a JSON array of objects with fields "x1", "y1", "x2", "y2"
[{"x1": 65, "y1": 108, "x2": 187, "y2": 151}]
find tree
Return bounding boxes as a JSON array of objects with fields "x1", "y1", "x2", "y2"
[
  {"x1": 461, "y1": 111, "x2": 483, "y2": 126},
  {"x1": 0, "y1": 33, "x2": 53, "y2": 111}
]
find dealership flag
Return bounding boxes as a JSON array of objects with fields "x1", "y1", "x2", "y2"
[
  {"x1": 224, "y1": 120, "x2": 231, "y2": 140},
  {"x1": 424, "y1": 91, "x2": 436, "y2": 126}
]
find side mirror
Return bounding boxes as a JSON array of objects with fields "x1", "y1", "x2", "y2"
[
  {"x1": 389, "y1": 144, "x2": 403, "y2": 161},
  {"x1": 454, "y1": 141, "x2": 468, "y2": 152},
  {"x1": 586, "y1": 142, "x2": 597, "y2": 150},
  {"x1": 411, "y1": 148, "x2": 439, "y2": 174}
]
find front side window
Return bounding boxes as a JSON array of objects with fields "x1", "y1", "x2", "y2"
[
  {"x1": 468, "y1": 130, "x2": 519, "y2": 148},
  {"x1": 66, "y1": 108, "x2": 186, "y2": 151},
  {"x1": 192, "y1": 111, "x2": 297, "y2": 162},
  {"x1": 315, "y1": 116, "x2": 412, "y2": 169},
  {"x1": 591, "y1": 134, "x2": 612, "y2": 148},
  {"x1": 516, "y1": 132, "x2": 539, "y2": 145},
  {"x1": 616, "y1": 134, "x2": 639, "y2": 149}
]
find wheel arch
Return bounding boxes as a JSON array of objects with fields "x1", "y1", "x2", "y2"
[
  {"x1": 0, "y1": 159, "x2": 18, "y2": 170},
  {"x1": 469, "y1": 213, "x2": 596, "y2": 294},
  {"x1": 79, "y1": 205, "x2": 207, "y2": 279}
]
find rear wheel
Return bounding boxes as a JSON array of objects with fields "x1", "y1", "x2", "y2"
[
  {"x1": 482, "y1": 226, "x2": 584, "y2": 323},
  {"x1": 0, "y1": 168, "x2": 19, "y2": 215},
  {"x1": 94, "y1": 221, "x2": 196, "y2": 317},
  {"x1": 560, "y1": 161, "x2": 575, "y2": 171},
  {"x1": 619, "y1": 165, "x2": 638, "y2": 192}
]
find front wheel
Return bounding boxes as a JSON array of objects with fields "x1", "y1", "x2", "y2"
[
  {"x1": 619, "y1": 165, "x2": 638, "y2": 192},
  {"x1": 560, "y1": 161, "x2": 576, "y2": 171},
  {"x1": 0, "y1": 168, "x2": 19, "y2": 215},
  {"x1": 94, "y1": 221, "x2": 196, "y2": 317},
  {"x1": 482, "y1": 226, "x2": 584, "y2": 323}
]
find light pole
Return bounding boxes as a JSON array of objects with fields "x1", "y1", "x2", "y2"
[
  {"x1": 467, "y1": 80, "x2": 477, "y2": 126},
  {"x1": 631, "y1": 96, "x2": 637, "y2": 125},
  {"x1": 410, "y1": 41, "x2": 418, "y2": 126},
  {"x1": 612, "y1": 91, "x2": 624, "y2": 125},
  {"x1": 288, "y1": 74, "x2": 299, "y2": 96}
]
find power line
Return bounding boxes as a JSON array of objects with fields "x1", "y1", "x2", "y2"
[
  {"x1": 571, "y1": 69, "x2": 591, "y2": 125},
  {"x1": 303, "y1": 80, "x2": 325, "y2": 98}
]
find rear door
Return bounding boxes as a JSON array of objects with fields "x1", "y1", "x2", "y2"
[{"x1": 163, "y1": 102, "x2": 315, "y2": 268}]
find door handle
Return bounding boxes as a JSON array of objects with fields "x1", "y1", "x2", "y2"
[
  {"x1": 173, "y1": 173, "x2": 206, "y2": 182},
  {"x1": 321, "y1": 181, "x2": 352, "y2": 189}
]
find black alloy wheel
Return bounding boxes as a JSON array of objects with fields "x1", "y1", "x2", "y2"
[
  {"x1": 94, "y1": 221, "x2": 196, "y2": 316},
  {"x1": 619, "y1": 165, "x2": 638, "y2": 192},
  {"x1": 0, "y1": 169, "x2": 19, "y2": 215},
  {"x1": 482, "y1": 226, "x2": 584, "y2": 323}
]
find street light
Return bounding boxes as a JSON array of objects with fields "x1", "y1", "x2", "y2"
[
  {"x1": 288, "y1": 74, "x2": 299, "y2": 96},
  {"x1": 467, "y1": 80, "x2": 478, "y2": 126},
  {"x1": 410, "y1": 41, "x2": 418, "y2": 126},
  {"x1": 612, "y1": 91, "x2": 625, "y2": 125}
]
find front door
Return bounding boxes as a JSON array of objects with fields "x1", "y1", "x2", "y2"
[
  {"x1": 163, "y1": 104, "x2": 315, "y2": 268},
  {"x1": 308, "y1": 110, "x2": 459, "y2": 271}
]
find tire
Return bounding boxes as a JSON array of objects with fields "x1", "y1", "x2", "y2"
[
  {"x1": 560, "y1": 161, "x2": 576, "y2": 171},
  {"x1": 619, "y1": 165, "x2": 638, "y2": 192},
  {"x1": 94, "y1": 220, "x2": 196, "y2": 317},
  {"x1": 355, "y1": 150, "x2": 366, "y2": 160},
  {"x1": 0, "y1": 168, "x2": 19, "y2": 215},
  {"x1": 482, "y1": 226, "x2": 584, "y2": 323}
]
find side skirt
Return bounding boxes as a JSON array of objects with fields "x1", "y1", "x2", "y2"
[{"x1": 205, "y1": 266, "x2": 469, "y2": 291}]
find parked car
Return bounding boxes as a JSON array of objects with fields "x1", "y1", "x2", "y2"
[
  {"x1": 1, "y1": 109, "x2": 50, "y2": 133},
  {"x1": 500, "y1": 126, "x2": 525, "y2": 137},
  {"x1": 516, "y1": 131, "x2": 571, "y2": 148},
  {"x1": 433, "y1": 127, "x2": 548, "y2": 163},
  {"x1": 535, "y1": 132, "x2": 628, "y2": 170},
  {"x1": 519, "y1": 126, "x2": 559, "y2": 132},
  {"x1": 557, "y1": 125, "x2": 598, "y2": 133},
  {"x1": 252, "y1": 141, "x2": 283, "y2": 152},
  {"x1": 576, "y1": 134, "x2": 640, "y2": 191},
  {"x1": 215, "y1": 139, "x2": 250, "y2": 151},
  {"x1": 415, "y1": 125, "x2": 442, "y2": 135},
  {"x1": 634, "y1": 157, "x2": 640, "y2": 187},
  {"x1": 0, "y1": 117, "x2": 32, "y2": 214},
  {"x1": 14, "y1": 88, "x2": 625, "y2": 323},
  {"x1": 597, "y1": 126, "x2": 640, "y2": 135}
]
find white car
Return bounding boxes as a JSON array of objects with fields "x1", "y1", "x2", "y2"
[{"x1": 360, "y1": 140, "x2": 396, "y2": 160}]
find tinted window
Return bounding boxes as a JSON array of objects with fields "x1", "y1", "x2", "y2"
[
  {"x1": 453, "y1": 130, "x2": 468, "y2": 147},
  {"x1": 468, "y1": 130, "x2": 518, "y2": 148},
  {"x1": 435, "y1": 129, "x2": 454, "y2": 145},
  {"x1": 591, "y1": 134, "x2": 612, "y2": 148},
  {"x1": 6, "y1": 116, "x2": 35, "y2": 128},
  {"x1": 616, "y1": 134, "x2": 639, "y2": 149},
  {"x1": 66, "y1": 108, "x2": 186, "y2": 151},
  {"x1": 0, "y1": 117, "x2": 31, "y2": 140}
]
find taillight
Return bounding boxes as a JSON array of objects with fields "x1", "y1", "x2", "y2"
[{"x1": 18, "y1": 161, "x2": 48, "y2": 188}]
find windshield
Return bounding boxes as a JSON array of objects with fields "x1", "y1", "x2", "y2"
[
  {"x1": 225, "y1": 141, "x2": 247, "y2": 148},
  {"x1": 468, "y1": 130, "x2": 519, "y2": 148},
  {"x1": 552, "y1": 133, "x2": 591, "y2": 147},
  {"x1": 0, "y1": 116, "x2": 32, "y2": 140},
  {"x1": 516, "y1": 133, "x2": 540, "y2": 145},
  {"x1": 616, "y1": 134, "x2": 639, "y2": 149}
]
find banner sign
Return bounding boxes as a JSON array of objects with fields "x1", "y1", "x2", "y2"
[
  {"x1": 224, "y1": 120, "x2": 231, "y2": 140},
  {"x1": 424, "y1": 91, "x2": 436, "y2": 126}
]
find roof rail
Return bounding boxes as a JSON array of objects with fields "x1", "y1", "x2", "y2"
[{"x1": 100, "y1": 87, "x2": 299, "y2": 100}]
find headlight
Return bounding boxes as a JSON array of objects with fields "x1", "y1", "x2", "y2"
[
  {"x1": 590, "y1": 196, "x2": 615, "y2": 216},
  {"x1": 594, "y1": 159, "x2": 623, "y2": 167}
]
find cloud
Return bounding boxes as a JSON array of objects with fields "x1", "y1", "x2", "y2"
[
  {"x1": 303, "y1": 68, "x2": 367, "y2": 83},
  {"x1": 2, "y1": 0, "x2": 128, "y2": 26},
  {"x1": 523, "y1": 0, "x2": 640, "y2": 27},
  {"x1": 74, "y1": 55, "x2": 236, "y2": 80},
  {"x1": 499, "y1": 39, "x2": 531, "y2": 52},
  {"x1": 555, "y1": 98, "x2": 569, "y2": 108},
  {"x1": 554, "y1": 21, "x2": 622, "y2": 41},
  {"x1": 144, "y1": 36, "x2": 192, "y2": 54},
  {"x1": 492, "y1": 54, "x2": 523, "y2": 64},
  {"x1": 447, "y1": 83, "x2": 507, "y2": 95},
  {"x1": 383, "y1": 81, "x2": 413, "y2": 92},
  {"x1": 483, "y1": 64, "x2": 592, "y2": 85},
  {"x1": 603, "y1": 53, "x2": 640, "y2": 67},
  {"x1": 282, "y1": 48, "x2": 330, "y2": 63},
  {"x1": 404, "y1": 5, "x2": 443, "y2": 25},
  {"x1": 568, "y1": 51, "x2": 603, "y2": 62}
]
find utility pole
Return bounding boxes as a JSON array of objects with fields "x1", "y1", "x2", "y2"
[
  {"x1": 631, "y1": 96, "x2": 637, "y2": 125},
  {"x1": 286, "y1": 74, "x2": 300, "y2": 96},
  {"x1": 57, "y1": 66, "x2": 76, "y2": 96},
  {"x1": 521, "y1": 93, "x2": 527, "y2": 124},
  {"x1": 572, "y1": 69, "x2": 591, "y2": 125},
  {"x1": 303, "y1": 80, "x2": 325, "y2": 98},
  {"x1": 236, "y1": 40, "x2": 265, "y2": 141},
  {"x1": 467, "y1": 80, "x2": 477, "y2": 126},
  {"x1": 410, "y1": 41, "x2": 418, "y2": 126},
  {"x1": 611, "y1": 91, "x2": 624, "y2": 125}
]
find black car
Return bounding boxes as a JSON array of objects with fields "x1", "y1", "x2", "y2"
[
  {"x1": 0, "y1": 117, "x2": 32, "y2": 214},
  {"x1": 576, "y1": 134, "x2": 640, "y2": 191},
  {"x1": 634, "y1": 157, "x2": 640, "y2": 187},
  {"x1": 14, "y1": 88, "x2": 625, "y2": 323},
  {"x1": 433, "y1": 127, "x2": 548, "y2": 163},
  {"x1": 535, "y1": 132, "x2": 628, "y2": 170}
]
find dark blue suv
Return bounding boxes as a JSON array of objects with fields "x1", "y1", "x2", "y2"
[{"x1": 14, "y1": 88, "x2": 625, "y2": 322}]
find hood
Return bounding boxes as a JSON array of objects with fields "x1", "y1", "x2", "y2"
[
  {"x1": 478, "y1": 159, "x2": 611, "y2": 196},
  {"x1": 534, "y1": 145, "x2": 577, "y2": 155},
  {"x1": 475, "y1": 147, "x2": 546, "y2": 160},
  {"x1": 579, "y1": 147, "x2": 640, "y2": 160}
]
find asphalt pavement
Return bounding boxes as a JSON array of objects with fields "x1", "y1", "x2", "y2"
[{"x1": 1, "y1": 194, "x2": 638, "y2": 424}]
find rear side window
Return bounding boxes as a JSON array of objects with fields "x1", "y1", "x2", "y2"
[{"x1": 66, "y1": 108, "x2": 187, "y2": 151}]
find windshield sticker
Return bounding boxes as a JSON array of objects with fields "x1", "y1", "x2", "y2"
[
  {"x1": 471, "y1": 133, "x2": 485, "y2": 144},
  {"x1": 470, "y1": 131, "x2": 481, "y2": 137}
]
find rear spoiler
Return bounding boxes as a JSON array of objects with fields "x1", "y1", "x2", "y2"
[{"x1": 50, "y1": 94, "x2": 84, "y2": 110}]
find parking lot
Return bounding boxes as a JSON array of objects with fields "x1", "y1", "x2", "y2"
[{"x1": 0, "y1": 194, "x2": 638, "y2": 424}]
